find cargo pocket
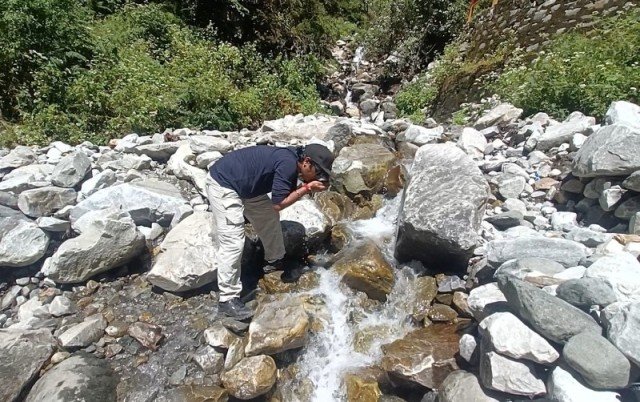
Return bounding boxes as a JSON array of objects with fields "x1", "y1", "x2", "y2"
[{"x1": 221, "y1": 192, "x2": 245, "y2": 225}]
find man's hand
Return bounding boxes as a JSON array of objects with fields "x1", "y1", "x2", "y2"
[{"x1": 306, "y1": 180, "x2": 327, "y2": 192}]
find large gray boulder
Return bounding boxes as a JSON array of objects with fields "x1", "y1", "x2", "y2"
[
  {"x1": 486, "y1": 237, "x2": 588, "y2": 268},
  {"x1": 0, "y1": 329, "x2": 56, "y2": 402},
  {"x1": 51, "y1": 152, "x2": 91, "y2": 187},
  {"x1": 605, "y1": 101, "x2": 640, "y2": 129},
  {"x1": 602, "y1": 301, "x2": 640, "y2": 367},
  {"x1": 584, "y1": 252, "x2": 640, "y2": 302},
  {"x1": 0, "y1": 218, "x2": 49, "y2": 267},
  {"x1": 188, "y1": 135, "x2": 233, "y2": 154},
  {"x1": 498, "y1": 276, "x2": 602, "y2": 344},
  {"x1": 547, "y1": 365, "x2": 621, "y2": 402},
  {"x1": 479, "y1": 351, "x2": 546, "y2": 396},
  {"x1": 147, "y1": 211, "x2": 219, "y2": 292},
  {"x1": 0, "y1": 146, "x2": 37, "y2": 170},
  {"x1": 439, "y1": 371, "x2": 500, "y2": 402},
  {"x1": 70, "y1": 180, "x2": 187, "y2": 226},
  {"x1": 25, "y1": 353, "x2": 117, "y2": 402},
  {"x1": 17, "y1": 186, "x2": 76, "y2": 217},
  {"x1": 474, "y1": 103, "x2": 523, "y2": 130},
  {"x1": 133, "y1": 142, "x2": 182, "y2": 162},
  {"x1": 0, "y1": 164, "x2": 53, "y2": 193},
  {"x1": 563, "y1": 331, "x2": 632, "y2": 389},
  {"x1": 572, "y1": 124, "x2": 640, "y2": 177},
  {"x1": 395, "y1": 143, "x2": 489, "y2": 271},
  {"x1": 536, "y1": 113, "x2": 595, "y2": 151},
  {"x1": 43, "y1": 210, "x2": 145, "y2": 283},
  {"x1": 556, "y1": 277, "x2": 617, "y2": 308}
]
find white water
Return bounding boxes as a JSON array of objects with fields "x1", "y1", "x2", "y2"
[{"x1": 284, "y1": 193, "x2": 425, "y2": 401}]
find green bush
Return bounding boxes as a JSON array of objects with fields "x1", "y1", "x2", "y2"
[
  {"x1": 491, "y1": 11, "x2": 640, "y2": 119},
  {"x1": 394, "y1": 75, "x2": 437, "y2": 123}
]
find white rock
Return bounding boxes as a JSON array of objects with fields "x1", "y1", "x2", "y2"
[
  {"x1": 49, "y1": 296, "x2": 77, "y2": 317},
  {"x1": 458, "y1": 128, "x2": 488, "y2": 159},
  {"x1": 550, "y1": 212, "x2": 578, "y2": 232},
  {"x1": 474, "y1": 103, "x2": 523, "y2": 130},
  {"x1": 400, "y1": 125, "x2": 444, "y2": 146},
  {"x1": 459, "y1": 334, "x2": 477, "y2": 363},
  {"x1": 189, "y1": 136, "x2": 233, "y2": 154},
  {"x1": 585, "y1": 252, "x2": 640, "y2": 301},
  {"x1": 605, "y1": 101, "x2": 640, "y2": 129},
  {"x1": 57, "y1": 314, "x2": 107, "y2": 348},
  {"x1": 78, "y1": 170, "x2": 117, "y2": 201},
  {"x1": 479, "y1": 351, "x2": 546, "y2": 396},
  {"x1": 547, "y1": 365, "x2": 620, "y2": 402},
  {"x1": 0, "y1": 218, "x2": 49, "y2": 267},
  {"x1": 479, "y1": 312, "x2": 559, "y2": 364},
  {"x1": 467, "y1": 283, "x2": 507, "y2": 321},
  {"x1": 167, "y1": 144, "x2": 208, "y2": 194}
]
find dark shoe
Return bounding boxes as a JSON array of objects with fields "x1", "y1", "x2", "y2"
[
  {"x1": 262, "y1": 258, "x2": 285, "y2": 274},
  {"x1": 281, "y1": 267, "x2": 300, "y2": 283},
  {"x1": 218, "y1": 298, "x2": 254, "y2": 321}
]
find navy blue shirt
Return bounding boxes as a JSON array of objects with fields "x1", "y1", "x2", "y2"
[{"x1": 209, "y1": 146, "x2": 298, "y2": 204}]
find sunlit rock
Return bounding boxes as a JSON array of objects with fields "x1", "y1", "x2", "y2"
[
  {"x1": 479, "y1": 351, "x2": 546, "y2": 396},
  {"x1": 221, "y1": 355, "x2": 277, "y2": 400},
  {"x1": 344, "y1": 373, "x2": 382, "y2": 402},
  {"x1": 332, "y1": 143, "x2": 397, "y2": 198},
  {"x1": 0, "y1": 218, "x2": 49, "y2": 267},
  {"x1": 439, "y1": 370, "x2": 500, "y2": 402},
  {"x1": 333, "y1": 240, "x2": 395, "y2": 302},
  {"x1": 245, "y1": 295, "x2": 310, "y2": 356},
  {"x1": 258, "y1": 271, "x2": 319, "y2": 294},
  {"x1": 157, "y1": 386, "x2": 228, "y2": 402}
]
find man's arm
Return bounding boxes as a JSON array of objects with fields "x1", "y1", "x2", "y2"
[{"x1": 273, "y1": 181, "x2": 326, "y2": 212}]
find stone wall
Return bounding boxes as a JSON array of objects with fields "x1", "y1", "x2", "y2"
[{"x1": 463, "y1": 0, "x2": 637, "y2": 61}]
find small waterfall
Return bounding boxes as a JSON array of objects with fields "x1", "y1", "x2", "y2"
[{"x1": 283, "y1": 193, "x2": 423, "y2": 401}]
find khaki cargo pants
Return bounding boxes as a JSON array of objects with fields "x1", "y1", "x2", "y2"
[{"x1": 206, "y1": 175, "x2": 285, "y2": 302}]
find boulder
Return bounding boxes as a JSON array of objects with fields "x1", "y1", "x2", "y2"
[
  {"x1": 498, "y1": 276, "x2": 601, "y2": 344},
  {"x1": 101, "y1": 153, "x2": 151, "y2": 171},
  {"x1": 622, "y1": 171, "x2": 640, "y2": 192},
  {"x1": 189, "y1": 136, "x2": 233, "y2": 154},
  {"x1": 479, "y1": 312, "x2": 559, "y2": 364},
  {"x1": 537, "y1": 113, "x2": 595, "y2": 151},
  {"x1": 25, "y1": 353, "x2": 117, "y2": 402},
  {"x1": 457, "y1": 128, "x2": 488, "y2": 159},
  {"x1": 36, "y1": 216, "x2": 70, "y2": 232},
  {"x1": 204, "y1": 323, "x2": 240, "y2": 350},
  {"x1": 615, "y1": 196, "x2": 640, "y2": 220},
  {"x1": 0, "y1": 218, "x2": 49, "y2": 267},
  {"x1": 17, "y1": 186, "x2": 76, "y2": 217},
  {"x1": 474, "y1": 103, "x2": 523, "y2": 130},
  {"x1": 438, "y1": 371, "x2": 500, "y2": 402},
  {"x1": 220, "y1": 355, "x2": 277, "y2": 400},
  {"x1": 0, "y1": 146, "x2": 37, "y2": 170},
  {"x1": 78, "y1": 170, "x2": 117, "y2": 201},
  {"x1": 344, "y1": 373, "x2": 382, "y2": 402},
  {"x1": 467, "y1": 283, "x2": 508, "y2": 322},
  {"x1": 563, "y1": 331, "x2": 632, "y2": 389},
  {"x1": 147, "y1": 211, "x2": 219, "y2": 292},
  {"x1": 602, "y1": 301, "x2": 640, "y2": 366},
  {"x1": 167, "y1": 144, "x2": 208, "y2": 194},
  {"x1": 332, "y1": 143, "x2": 396, "y2": 197},
  {"x1": 395, "y1": 143, "x2": 489, "y2": 271},
  {"x1": 0, "y1": 164, "x2": 53, "y2": 193},
  {"x1": 573, "y1": 124, "x2": 640, "y2": 177},
  {"x1": 494, "y1": 257, "x2": 565, "y2": 285},
  {"x1": 70, "y1": 180, "x2": 187, "y2": 226},
  {"x1": 605, "y1": 101, "x2": 640, "y2": 128},
  {"x1": 50, "y1": 152, "x2": 91, "y2": 187},
  {"x1": 245, "y1": 296, "x2": 309, "y2": 356},
  {"x1": 479, "y1": 351, "x2": 546, "y2": 396},
  {"x1": 57, "y1": 314, "x2": 108, "y2": 348},
  {"x1": 584, "y1": 252, "x2": 640, "y2": 301},
  {"x1": 43, "y1": 210, "x2": 145, "y2": 283},
  {"x1": 332, "y1": 240, "x2": 395, "y2": 301},
  {"x1": 556, "y1": 277, "x2": 617, "y2": 308},
  {"x1": 0, "y1": 329, "x2": 56, "y2": 402},
  {"x1": 486, "y1": 237, "x2": 588, "y2": 268},
  {"x1": 280, "y1": 198, "x2": 330, "y2": 257},
  {"x1": 380, "y1": 325, "x2": 459, "y2": 389},
  {"x1": 133, "y1": 142, "x2": 182, "y2": 162},
  {"x1": 398, "y1": 125, "x2": 444, "y2": 146},
  {"x1": 547, "y1": 365, "x2": 621, "y2": 402},
  {"x1": 485, "y1": 211, "x2": 523, "y2": 230}
]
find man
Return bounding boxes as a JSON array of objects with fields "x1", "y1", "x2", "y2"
[{"x1": 206, "y1": 143, "x2": 334, "y2": 320}]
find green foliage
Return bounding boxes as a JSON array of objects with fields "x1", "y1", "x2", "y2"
[
  {"x1": 363, "y1": 0, "x2": 468, "y2": 75},
  {"x1": 1, "y1": 4, "x2": 324, "y2": 146},
  {"x1": 394, "y1": 75, "x2": 437, "y2": 123},
  {"x1": 492, "y1": 11, "x2": 640, "y2": 119}
]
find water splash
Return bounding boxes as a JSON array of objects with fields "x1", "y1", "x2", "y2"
[{"x1": 285, "y1": 193, "x2": 422, "y2": 401}]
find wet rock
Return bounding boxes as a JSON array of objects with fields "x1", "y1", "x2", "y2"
[
  {"x1": 479, "y1": 351, "x2": 546, "y2": 396},
  {"x1": 380, "y1": 325, "x2": 459, "y2": 389},
  {"x1": 479, "y1": 312, "x2": 559, "y2": 364},
  {"x1": 411, "y1": 276, "x2": 437, "y2": 319},
  {"x1": 487, "y1": 237, "x2": 588, "y2": 268},
  {"x1": 128, "y1": 321, "x2": 164, "y2": 350},
  {"x1": 245, "y1": 296, "x2": 309, "y2": 356},
  {"x1": 17, "y1": 186, "x2": 76, "y2": 217},
  {"x1": 333, "y1": 240, "x2": 395, "y2": 301},
  {"x1": 51, "y1": 152, "x2": 91, "y2": 187},
  {"x1": 498, "y1": 276, "x2": 601, "y2": 344},
  {"x1": 396, "y1": 143, "x2": 489, "y2": 271},
  {"x1": 556, "y1": 277, "x2": 617, "y2": 308},
  {"x1": 167, "y1": 144, "x2": 208, "y2": 194},
  {"x1": 0, "y1": 329, "x2": 56, "y2": 402},
  {"x1": 204, "y1": 323, "x2": 240, "y2": 349},
  {"x1": 25, "y1": 353, "x2": 117, "y2": 402},
  {"x1": 147, "y1": 212, "x2": 218, "y2": 292},
  {"x1": 467, "y1": 283, "x2": 508, "y2": 322},
  {"x1": 438, "y1": 370, "x2": 500, "y2": 402},
  {"x1": 258, "y1": 271, "x2": 319, "y2": 294},
  {"x1": 313, "y1": 191, "x2": 358, "y2": 225},
  {"x1": 70, "y1": 179, "x2": 188, "y2": 226},
  {"x1": 427, "y1": 304, "x2": 458, "y2": 323},
  {"x1": 584, "y1": 252, "x2": 640, "y2": 301},
  {"x1": 474, "y1": 103, "x2": 523, "y2": 130},
  {"x1": 563, "y1": 331, "x2": 632, "y2": 389},
  {"x1": 344, "y1": 373, "x2": 382, "y2": 402},
  {"x1": 44, "y1": 210, "x2": 145, "y2": 283},
  {"x1": 0, "y1": 218, "x2": 49, "y2": 267},
  {"x1": 157, "y1": 385, "x2": 228, "y2": 402},
  {"x1": 193, "y1": 346, "x2": 225, "y2": 374},
  {"x1": 602, "y1": 301, "x2": 640, "y2": 367},
  {"x1": 220, "y1": 355, "x2": 277, "y2": 400},
  {"x1": 332, "y1": 143, "x2": 396, "y2": 197},
  {"x1": 547, "y1": 365, "x2": 621, "y2": 402},
  {"x1": 280, "y1": 199, "x2": 330, "y2": 256},
  {"x1": 573, "y1": 124, "x2": 640, "y2": 177},
  {"x1": 58, "y1": 314, "x2": 107, "y2": 349}
]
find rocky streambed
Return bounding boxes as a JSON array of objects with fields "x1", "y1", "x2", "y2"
[{"x1": 2, "y1": 97, "x2": 640, "y2": 402}]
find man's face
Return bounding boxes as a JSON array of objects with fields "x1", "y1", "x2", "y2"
[{"x1": 299, "y1": 157, "x2": 319, "y2": 183}]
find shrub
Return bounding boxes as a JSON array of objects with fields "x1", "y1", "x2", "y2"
[{"x1": 491, "y1": 10, "x2": 640, "y2": 119}]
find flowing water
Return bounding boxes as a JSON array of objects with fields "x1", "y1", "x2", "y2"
[{"x1": 281, "y1": 193, "x2": 427, "y2": 401}]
